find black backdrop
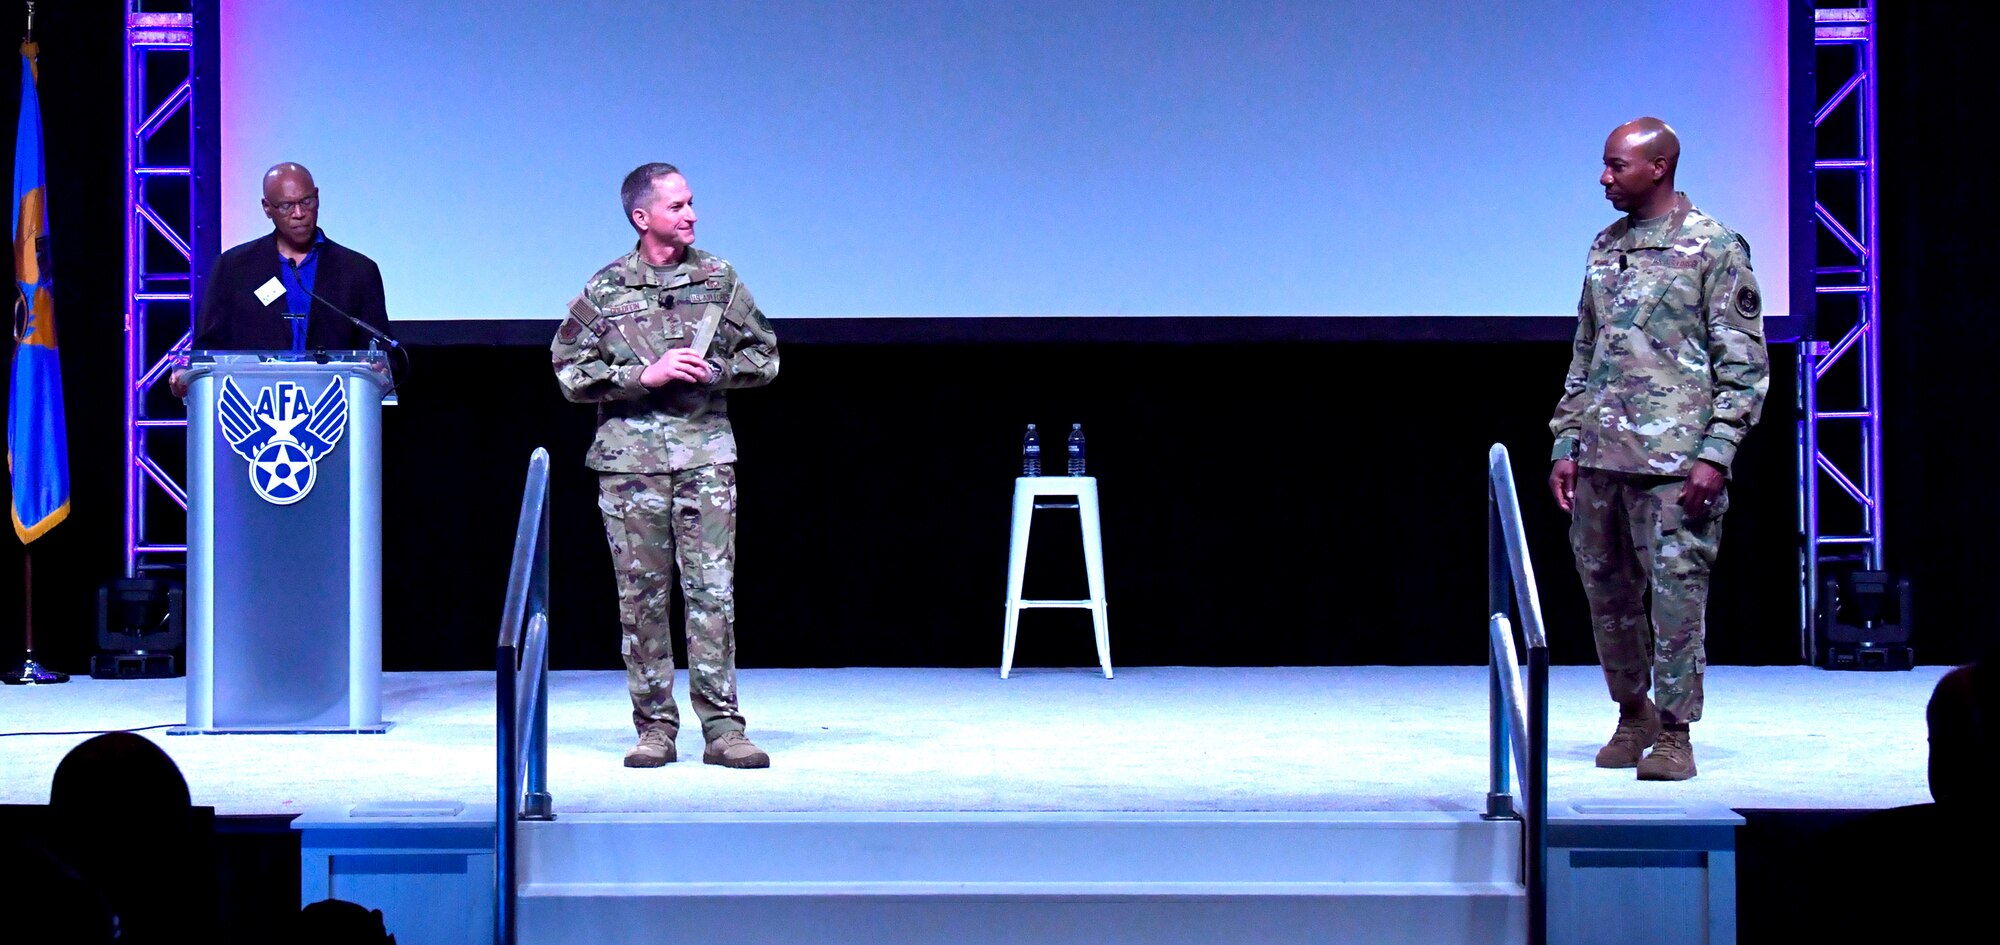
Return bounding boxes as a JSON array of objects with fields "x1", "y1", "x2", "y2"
[
  {"x1": 376, "y1": 341, "x2": 1801, "y2": 673},
  {"x1": 2, "y1": 3, "x2": 1992, "y2": 676}
]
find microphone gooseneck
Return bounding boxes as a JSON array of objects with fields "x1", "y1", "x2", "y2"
[{"x1": 285, "y1": 256, "x2": 400, "y2": 350}]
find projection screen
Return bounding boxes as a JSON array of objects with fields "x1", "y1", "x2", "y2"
[{"x1": 218, "y1": 0, "x2": 1795, "y2": 333}]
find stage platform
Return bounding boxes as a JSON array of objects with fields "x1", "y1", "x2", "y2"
[{"x1": 0, "y1": 665, "x2": 1940, "y2": 815}]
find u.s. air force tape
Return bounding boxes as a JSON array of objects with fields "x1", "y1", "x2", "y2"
[{"x1": 567, "y1": 293, "x2": 602, "y2": 326}]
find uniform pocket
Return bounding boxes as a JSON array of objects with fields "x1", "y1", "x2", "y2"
[
  {"x1": 1629, "y1": 272, "x2": 1696, "y2": 332},
  {"x1": 597, "y1": 487, "x2": 633, "y2": 571},
  {"x1": 1669, "y1": 480, "x2": 1727, "y2": 525}
]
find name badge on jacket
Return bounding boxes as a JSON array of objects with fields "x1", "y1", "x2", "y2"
[{"x1": 254, "y1": 277, "x2": 285, "y2": 307}]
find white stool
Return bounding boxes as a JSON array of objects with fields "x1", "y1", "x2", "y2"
[{"x1": 1002, "y1": 476, "x2": 1111, "y2": 679}]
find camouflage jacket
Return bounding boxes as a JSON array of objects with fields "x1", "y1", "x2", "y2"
[
  {"x1": 550, "y1": 246, "x2": 780, "y2": 472},
  {"x1": 1549, "y1": 193, "x2": 1769, "y2": 477}
]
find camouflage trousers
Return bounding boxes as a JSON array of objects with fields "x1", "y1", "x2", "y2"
[
  {"x1": 597, "y1": 463, "x2": 744, "y2": 740},
  {"x1": 1568, "y1": 467, "x2": 1726, "y2": 725}
]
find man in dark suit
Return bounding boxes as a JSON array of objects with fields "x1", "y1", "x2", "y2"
[{"x1": 173, "y1": 163, "x2": 392, "y2": 395}]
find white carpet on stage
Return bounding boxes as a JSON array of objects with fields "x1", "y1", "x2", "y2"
[{"x1": 0, "y1": 665, "x2": 1941, "y2": 816}]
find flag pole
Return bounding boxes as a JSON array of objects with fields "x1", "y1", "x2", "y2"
[
  {"x1": 5, "y1": 549, "x2": 67, "y2": 684},
  {"x1": 5, "y1": 1, "x2": 67, "y2": 686}
]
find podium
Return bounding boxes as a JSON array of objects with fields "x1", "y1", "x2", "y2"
[{"x1": 175, "y1": 351, "x2": 394, "y2": 733}]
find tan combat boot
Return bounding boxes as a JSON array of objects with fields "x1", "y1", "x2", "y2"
[
  {"x1": 703, "y1": 731, "x2": 771, "y2": 769},
  {"x1": 623, "y1": 725, "x2": 676, "y2": 767},
  {"x1": 1637, "y1": 729, "x2": 1696, "y2": 781},
  {"x1": 1595, "y1": 701, "x2": 1662, "y2": 768}
]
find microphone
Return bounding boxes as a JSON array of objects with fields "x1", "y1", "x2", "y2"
[{"x1": 285, "y1": 257, "x2": 401, "y2": 351}]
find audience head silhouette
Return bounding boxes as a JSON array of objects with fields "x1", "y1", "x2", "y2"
[
  {"x1": 45, "y1": 733, "x2": 197, "y2": 944},
  {"x1": 49, "y1": 732, "x2": 192, "y2": 814},
  {"x1": 295, "y1": 898, "x2": 397, "y2": 945},
  {"x1": 1927, "y1": 661, "x2": 1998, "y2": 805}
]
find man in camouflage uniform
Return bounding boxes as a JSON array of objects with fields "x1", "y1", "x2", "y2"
[
  {"x1": 1548, "y1": 119, "x2": 1769, "y2": 781},
  {"x1": 551, "y1": 163, "x2": 780, "y2": 769}
]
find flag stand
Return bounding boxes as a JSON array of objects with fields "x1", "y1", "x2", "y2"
[
  {"x1": 5, "y1": 550, "x2": 68, "y2": 684},
  {"x1": 7, "y1": 3, "x2": 68, "y2": 685}
]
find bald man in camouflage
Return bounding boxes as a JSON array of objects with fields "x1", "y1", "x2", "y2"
[
  {"x1": 552, "y1": 163, "x2": 780, "y2": 769},
  {"x1": 1548, "y1": 119, "x2": 1769, "y2": 781}
]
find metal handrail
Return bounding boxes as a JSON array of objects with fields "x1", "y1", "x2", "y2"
[
  {"x1": 495, "y1": 448, "x2": 554, "y2": 945},
  {"x1": 1484, "y1": 443, "x2": 1550, "y2": 945},
  {"x1": 1488, "y1": 614, "x2": 1532, "y2": 801}
]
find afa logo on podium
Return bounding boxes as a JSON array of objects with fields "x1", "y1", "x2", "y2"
[{"x1": 217, "y1": 377, "x2": 349, "y2": 505}]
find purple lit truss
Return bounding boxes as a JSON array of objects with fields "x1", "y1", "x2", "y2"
[
  {"x1": 1801, "y1": 3, "x2": 1885, "y2": 661},
  {"x1": 124, "y1": 8, "x2": 194, "y2": 576}
]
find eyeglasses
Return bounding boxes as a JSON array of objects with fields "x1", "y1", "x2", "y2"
[{"x1": 269, "y1": 193, "x2": 320, "y2": 215}]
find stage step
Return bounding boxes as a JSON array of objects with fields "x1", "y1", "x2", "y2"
[{"x1": 517, "y1": 811, "x2": 1526, "y2": 945}]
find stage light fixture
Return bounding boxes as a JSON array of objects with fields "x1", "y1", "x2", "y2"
[
  {"x1": 1817, "y1": 570, "x2": 1914, "y2": 671},
  {"x1": 91, "y1": 571, "x2": 185, "y2": 679}
]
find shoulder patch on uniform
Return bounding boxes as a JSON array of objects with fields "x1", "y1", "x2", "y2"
[
  {"x1": 1735, "y1": 285, "x2": 1760, "y2": 318},
  {"x1": 557, "y1": 318, "x2": 583, "y2": 344}
]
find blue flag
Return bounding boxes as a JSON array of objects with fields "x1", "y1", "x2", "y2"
[{"x1": 10, "y1": 39, "x2": 69, "y2": 543}]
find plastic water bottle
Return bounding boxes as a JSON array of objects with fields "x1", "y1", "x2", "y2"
[
  {"x1": 1022, "y1": 424, "x2": 1042, "y2": 476},
  {"x1": 1066, "y1": 423, "x2": 1086, "y2": 476}
]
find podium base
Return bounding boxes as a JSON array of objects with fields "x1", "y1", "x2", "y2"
[{"x1": 168, "y1": 721, "x2": 395, "y2": 735}]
